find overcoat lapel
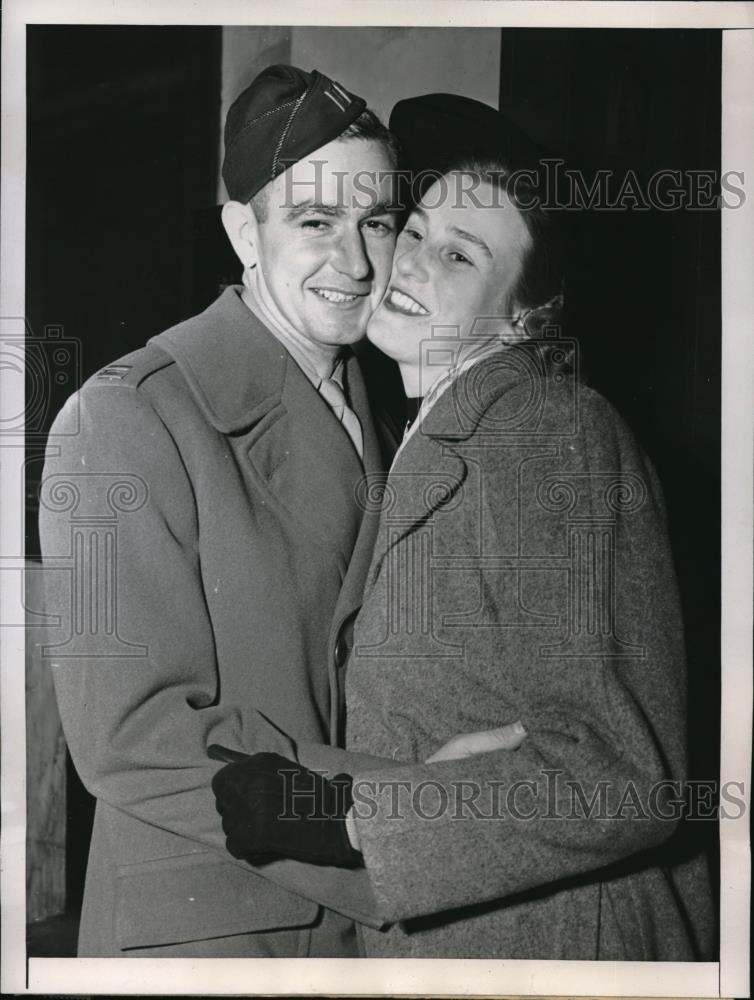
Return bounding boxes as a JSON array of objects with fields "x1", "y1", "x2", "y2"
[
  {"x1": 364, "y1": 430, "x2": 468, "y2": 590},
  {"x1": 328, "y1": 354, "x2": 383, "y2": 618},
  {"x1": 364, "y1": 340, "x2": 560, "y2": 585},
  {"x1": 151, "y1": 286, "x2": 364, "y2": 564},
  {"x1": 267, "y1": 360, "x2": 364, "y2": 562},
  {"x1": 324, "y1": 355, "x2": 389, "y2": 736}
]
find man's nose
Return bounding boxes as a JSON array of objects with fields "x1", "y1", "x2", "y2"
[
  {"x1": 395, "y1": 243, "x2": 429, "y2": 282},
  {"x1": 332, "y1": 227, "x2": 371, "y2": 281}
]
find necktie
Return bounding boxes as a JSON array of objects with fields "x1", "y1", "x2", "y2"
[
  {"x1": 319, "y1": 373, "x2": 364, "y2": 462},
  {"x1": 404, "y1": 396, "x2": 422, "y2": 436}
]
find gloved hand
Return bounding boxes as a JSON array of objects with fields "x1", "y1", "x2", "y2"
[{"x1": 209, "y1": 748, "x2": 363, "y2": 869}]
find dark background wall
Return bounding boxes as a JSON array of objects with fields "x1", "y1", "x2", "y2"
[
  {"x1": 25, "y1": 25, "x2": 222, "y2": 949},
  {"x1": 25, "y1": 25, "x2": 720, "y2": 955},
  {"x1": 498, "y1": 25, "x2": 721, "y2": 796}
]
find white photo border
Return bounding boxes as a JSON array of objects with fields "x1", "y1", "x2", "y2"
[{"x1": 2, "y1": 2, "x2": 752, "y2": 997}]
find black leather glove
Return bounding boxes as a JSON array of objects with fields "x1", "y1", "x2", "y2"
[{"x1": 209, "y1": 747, "x2": 363, "y2": 869}]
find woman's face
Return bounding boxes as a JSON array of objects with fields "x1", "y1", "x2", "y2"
[{"x1": 367, "y1": 173, "x2": 532, "y2": 367}]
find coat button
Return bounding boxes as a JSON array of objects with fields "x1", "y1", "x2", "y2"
[{"x1": 334, "y1": 635, "x2": 349, "y2": 670}]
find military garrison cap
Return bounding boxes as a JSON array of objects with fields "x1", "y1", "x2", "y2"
[{"x1": 222, "y1": 64, "x2": 366, "y2": 203}]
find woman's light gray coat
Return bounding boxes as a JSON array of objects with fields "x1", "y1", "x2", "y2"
[{"x1": 343, "y1": 342, "x2": 715, "y2": 959}]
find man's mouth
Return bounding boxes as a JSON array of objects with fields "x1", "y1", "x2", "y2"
[
  {"x1": 311, "y1": 287, "x2": 367, "y2": 306},
  {"x1": 385, "y1": 287, "x2": 429, "y2": 317}
]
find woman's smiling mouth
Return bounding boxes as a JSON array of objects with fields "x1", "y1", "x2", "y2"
[{"x1": 385, "y1": 287, "x2": 430, "y2": 316}]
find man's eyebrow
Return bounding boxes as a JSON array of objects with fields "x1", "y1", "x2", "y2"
[
  {"x1": 449, "y1": 225, "x2": 493, "y2": 258},
  {"x1": 363, "y1": 200, "x2": 399, "y2": 217},
  {"x1": 284, "y1": 201, "x2": 345, "y2": 221}
]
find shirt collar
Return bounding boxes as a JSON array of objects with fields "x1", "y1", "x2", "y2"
[{"x1": 242, "y1": 274, "x2": 341, "y2": 387}]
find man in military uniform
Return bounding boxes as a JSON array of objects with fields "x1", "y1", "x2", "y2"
[{"x1": 39, "y1": 64, "x2": 402, "y2": 958}]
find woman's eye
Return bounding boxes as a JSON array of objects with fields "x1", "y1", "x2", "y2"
[
  {"x1": 301, "y1": 219, "x2": 330, "y2": 230},
  {"x1": 401, "y1": 227, "x2": 423, "y2": 242},
  {"x1": 448, "y1": 250, "x2": 472, "y2": 265}
]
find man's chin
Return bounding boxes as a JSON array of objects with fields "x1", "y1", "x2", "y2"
[{"x1": 313, "y1": 324, "x2": 368, "y2": 348}]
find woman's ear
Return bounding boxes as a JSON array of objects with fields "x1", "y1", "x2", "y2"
[
  {"x1": 510, "y1": 292, "x2": 565, "y2": 342},
  {"x1": 498, "y1": 298, "x2": 531, "y2": 345},
  {"x1": 221, "y1": 201, "x2": 259, "y2": 269}
]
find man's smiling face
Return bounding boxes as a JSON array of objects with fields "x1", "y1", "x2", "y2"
[
  {"x1": 367, "y1": 173, "x2": 532, "y2": 365},
  {"x1": 251, "y1": 136, "x2": 398, "y2": 348}
]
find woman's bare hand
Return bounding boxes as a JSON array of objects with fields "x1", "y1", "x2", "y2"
[{"x1": 425, "y1": 721, "x2": 527, "y2": 763}]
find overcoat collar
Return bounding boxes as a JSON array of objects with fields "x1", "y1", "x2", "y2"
[
  {"x1": 151, "y1": 286, "x2": 373, "y2": 561},
  {"x1": 416, "y1": 339, "x2": 556, "y2": 442},
  {"x1": 365, "y1": 342, "x2": 562, "y2": 583},
  {"x1": 150, "y1": 285, "x2": 290, "y2": 435}
]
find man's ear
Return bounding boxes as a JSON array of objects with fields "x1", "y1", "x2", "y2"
[{"x1": 221, "y1": 200, "x2": 259, "y2": 269}]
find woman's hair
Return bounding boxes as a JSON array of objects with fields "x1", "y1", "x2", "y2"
[{"x1": 441, "y1": 153, "x2": 564, "y2": 333}]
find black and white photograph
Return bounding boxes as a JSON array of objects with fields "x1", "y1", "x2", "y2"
[{"x1": 1, "y1": 2, "x2": 751, "y2": 996}]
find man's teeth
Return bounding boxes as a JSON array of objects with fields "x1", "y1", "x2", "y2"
[
  {"x1": 389, "y1": 289, "x2": 428, "y2": 315},
  {"x1": 313, "y1": 288, "x2": 359, "y2": 304}
]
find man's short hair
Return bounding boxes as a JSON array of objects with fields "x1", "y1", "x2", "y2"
[{"x1": 250, "y1": 109, "x2": 400, "y2": 223}]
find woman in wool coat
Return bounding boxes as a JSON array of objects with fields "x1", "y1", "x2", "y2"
[{"x1": 213, "y1": 97, "x2": 715, "y2": 962}]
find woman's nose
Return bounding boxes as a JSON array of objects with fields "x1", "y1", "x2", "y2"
[{"x1": 395, "y1": 243, "x2": 429, "y2": 282}]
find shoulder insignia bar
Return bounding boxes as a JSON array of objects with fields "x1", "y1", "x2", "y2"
[{"x1": 96, "y1": 365, "x2": 132, "y2": 381}]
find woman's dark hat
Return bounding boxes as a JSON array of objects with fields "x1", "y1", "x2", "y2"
[
  {"x1": 389, "y1": 93, "x2": 552, "y2": 180},
  {"x1": 222, "y1": 64, "x2": 366, "y2": 203}
]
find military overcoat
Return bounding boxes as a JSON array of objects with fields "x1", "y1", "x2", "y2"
[{"x1": 39, "y1": 287, "x2": 392, "y2": 955}]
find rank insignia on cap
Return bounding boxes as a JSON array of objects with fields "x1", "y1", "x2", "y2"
[{"x1": 322, "y1": 81, "x2": 352, "y2": 112}]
